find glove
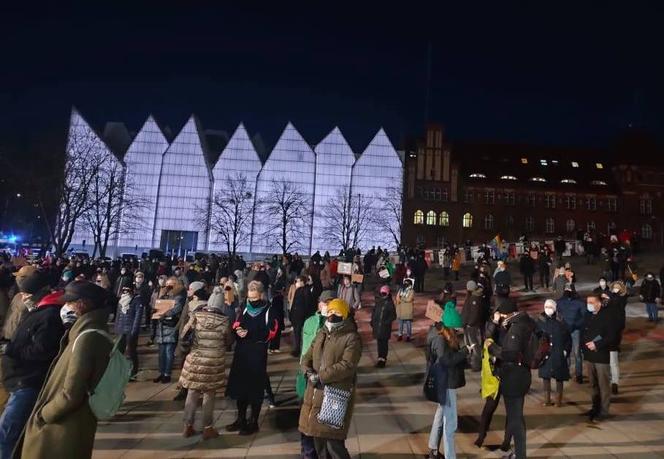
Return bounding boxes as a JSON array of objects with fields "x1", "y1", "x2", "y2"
[{"x1": 308, "y1": 372, "x2": 320, "y2": 385}]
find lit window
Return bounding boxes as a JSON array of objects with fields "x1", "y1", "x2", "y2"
[
  {"x1": 566, "y1": 219, "x2": 575, "y2": 233},
  {"x1": 426, "y1": 211, "x2": 437, "y2": 225},
  {"x1": 591, "y1": 180, "x2": 607, "y2": 186},
  {"x1": 439, "y1": 211, "x2": 450, "y2": 227},
  {"x1": 521, "y1": 158, "x2": 528, "y2": 164},
  {"x1": 640, "y1": 195, "x2": 652, "y2": 215},
  {"x1": 551, "y1": 160, "x2": 559, "y2": 164},
  {"x1": 545, "y1": 193, "x2": 556, "y2": 209},
  {"x1": 540, "y1": 159, "x2": 548, "y2": 166},
  {"x1": 500, "y1": 175, "x2": 517, "y2": 181},
  {"x1": 595, "y1": 163, "x2": 604, "y2": 169},
  {"x1": 414, "y1": 210, "x2": 424, "y2": 224},
  {"x1": 545, "y1": 217, "x2": 555, "y2": 234},
  {"x1": 469, "y1": 173, "x2": 486, "y2": 179},
  {"x1": 463, "y1": 213, "x2": 473, "y2": 228},
  {"x1": 484, "y1": 214, "x2": 494, "y2": 230},
  {"x1": 529, "y1": 177, "x2": 546, "y2": 182},
  {"x1": 641, "y1": 224, "x2": 653, "y2": 240},
  {"x1": 572, "y1": 162, "x2": 579, "y2": 168},
  {"x1": 561, "y1": 179, "x2": 577, "y2": 184}
]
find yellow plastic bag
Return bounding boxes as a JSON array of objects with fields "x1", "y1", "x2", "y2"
[{"x1": 481, "y1": 340, "x2": 500, "y2": 400}]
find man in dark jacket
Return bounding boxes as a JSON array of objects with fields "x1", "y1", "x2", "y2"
[
  {"x1": 462, "y1": 281, "x2": 485, "y2": 372},
  {"x1": 486, "y1": 300, "x2": 537, "y2": 459},
  {"x1": 371, "y1": 285, "x2": 396, "y2": 368},
  {"x1": 289, "y1": 276, "x2": 315, "y2": 357},
  {"x1": 556, "y1": 288, "x2": 586, "y2": 383},
  {"x1": 639, "y1": 272, "x2": 661, "y2": 322},
  {"x1": 493, "y1": 261, "x2": 511, "y2": 289},
  {"x1": 0, "y1": 284, "x2": 65, "y2": 459},
  {"x1": 519, "y1": 254, "x2": 535, "y2": 292},
  {"x1": 582, "y1": 294, "x2": 619, "y2": 422}
]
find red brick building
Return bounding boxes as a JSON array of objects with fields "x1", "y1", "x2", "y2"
[{"x1": 402, "y1": 125, "x2": 664, "y2": 249}]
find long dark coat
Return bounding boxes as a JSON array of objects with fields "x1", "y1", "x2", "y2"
[
  {"x1": 536, "y1": 312, "x2": 571, "y2": 381},
  {"x1": 371, "y1": 295, "x2": 396, "y2": 340}
]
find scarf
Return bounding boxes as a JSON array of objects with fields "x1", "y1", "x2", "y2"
[
  {"x1": 119, "y1": 294, "x2": 132, "y2": 314},
  {"x1": 245, "y1": 301, "x2": 267, "y2": 317}
]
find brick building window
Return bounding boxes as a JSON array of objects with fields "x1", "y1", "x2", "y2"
[
  {"x1": 464, "y1": 190, "x2": 474, "y2": 203},
  {"x1": 504, "y1": 191, "x2": 515, "y2": 206},
  {"x1": 545, "y1": 218, "x2": 555, "y2": 234},
  {"x1": 441, "y1": 188, "x2": 449, "y2": 202},
  {"x1": 439, "y1": 211, "x2": 450, "y2": 227},
  {"x1": 640, "y1": 195, "x2": 653, "y2": 215},
  {"x1": 414, "y1": 210, "x2": 424, "y2": 224},
  {"x1": 586, "y1": 197, "x2": 597, "y2": 211},
  {"x1": 525, "y1": 216, "x2": 535, "y2": 232},
  {"x1": 485, "y1": 190, "x2": 495, "y2": 205},
  {"x1": 566, "y1": 219, "x2": 575, "y2": 233},
  {"x1": 463, "y1": 213, "x2": 473, "y2": 228},
  {"x1": 641, "y1": 224, "x2": 653, "y2": 240},
  {"x1": 426, "y1": 210, "x2": 436, "y2": 225},
  {"x1": 545, "y1": 193, "x2": 556, "y2": 209},
  {"x1": 484, "y1": 214, "x2": 494, "y2": 230},
  {"x1": 528, "y1": 193, "x2": 536, "y2": 207},
  {"x1": 566, "y1": 196, "x2": 576, "y2": 210},
  {"x1": 433, "y1": 188, "x2": 441, "y2": 201},
  {"x1": 607, "y1": 197, "x2": 617, "y2": 212}
]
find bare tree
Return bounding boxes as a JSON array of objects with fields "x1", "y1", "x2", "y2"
[
  {"x1": 260, "y1": 179, "x2": 309, "y2": 254},
  {"x1": 320, "y1": 186, "x2": 372, "y2": 251},
  {"x1": 373, "y1": 185, "x2": 403, "y2": 248},
  {"x1": 201, "y1": 173, "x2": 255, "y2": 256}
]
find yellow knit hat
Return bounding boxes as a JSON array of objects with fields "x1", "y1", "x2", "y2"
[{"x1": 327, "y1": 298, "x2": 350, "y2": 319}]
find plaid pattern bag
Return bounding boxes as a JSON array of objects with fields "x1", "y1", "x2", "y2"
[{"x1": 317, "y1": 385, "x2": 352, "y2": 429}]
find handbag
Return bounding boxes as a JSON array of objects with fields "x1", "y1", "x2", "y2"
[
  {"x1": 317, "y1": 385, "x2": 352, "y2": 430},
  {"x1": 423, "y1": 342, "x2": 448, "y2": 404}
]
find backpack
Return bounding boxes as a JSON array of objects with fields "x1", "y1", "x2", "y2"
[{"x1": 73, "y1": 329, "x2": 133, "y2": 421}]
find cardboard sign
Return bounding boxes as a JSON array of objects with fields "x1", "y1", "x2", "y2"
[
  {"x1": 425, "y1": 300, "x2": 443, "y2": 323},
  {"x1": 351, "y1": 274, "x2": 364, "y2": 283},
  {"x1": 378, "y1": 268, "x2": 390, "y2": 279},
  {"x1": 152, "y1": 299, "x2": 175, "y2": 319},
  {"x1": 337, "y1": 262, "x2": 352, "y2": 275}
]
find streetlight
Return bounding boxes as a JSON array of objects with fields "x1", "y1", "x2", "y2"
[{"x1": 16, "y1": 193, "x2": 21, "y2": 198}]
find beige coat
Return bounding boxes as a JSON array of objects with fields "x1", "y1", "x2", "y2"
[
  {"x1": 396, "y1": 287, "x2": 414, "y2": 320},
  {"x1": 179, "y1": 308, "x2": 229, "y2": 392}
]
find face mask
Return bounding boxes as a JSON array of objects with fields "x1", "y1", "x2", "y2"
[
  {"x1": 647, "y1": 275, "x2": 654, "y2": 281},
  {"x1": 121, "y1": 269, "x2": 126, "y2": 275},
  {"x1": 587, "y1": 304, "x2": 595, "y2": 313},
  {"x1": 544, "y1": 308, "x2": 555, "y2": 317},
  {"x1": 174, "y1": 271, "x2": 181, "y2": 276},
  {"x1": 599, "y1": 281, "x2": 607, "y2": 288},
  {"x1": 135, "y1": 277, "x2": 144, "y2": 285},
  {"x1": 327, "y1": 314, "x2": 343, "y2": 324},
  {"x1": 248, "y1": 299, "x2": 262, "y2": 308},
  {"x1": 158, "y1": 279, "x2": 165, "y2": 287},
  {"x1": 60, "y1": 305, "x2": 77, "y2": 325}
]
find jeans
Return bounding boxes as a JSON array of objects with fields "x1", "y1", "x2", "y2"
[
  {"x1": 313, "y1": 437, "x2": 351, "y2": 459},
  {"x1": 428, "y1": 388, "x2": 457, "y2": 459},
  {"x1": 0, "y1": 387, "x2": 39, "y2": 459},
  {"x1": 610, "y1": 351, "x2": 620, "y2": 385},
  {"x1": 301, "y1": 433, "x2": 318, "y2": 459},
  {"x1": 646, "y1": 303, "x2": 659, "y2": 321},
  {"x1": 504, "y1": 395, "x2": 526, "y2": 459},
  {"x1": 569, "y1": 330, "x2": 583, "y2": 379},
  {"x1": 398, "y1": 319, "x2": 412, "y2": 337},
  {"x1": 183, "y1": 390, "x2": 215, "y2": 427},
  {"x1": 587, "y1": 361, "x2": 611, "y2": 416},
  {"x1": 377, "y1": 337, "x2": 389, "y2": 360},
  {"x1": 158, "y1": 343, "x2": 176, "y2": 377}
]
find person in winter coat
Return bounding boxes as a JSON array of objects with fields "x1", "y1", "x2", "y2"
[
  {"x1": 290, "y1": 276, "x2": 316, "y2": 357},
  {"x1": 2, "y1": 267, "x2": 51, "y2": 343},
  {"x1": 395, "y1": 278, "x2": 415, "y2": 342},
  {"x1": 337, "y1": 275, "x2": 361, "y2": 310},
  {"x1": 19, "y1": 280, "x2": 113, "y2": 459},
  {"x1": 154, "y1": 277, "x2": 186, "y2": 383},
  {"x1": 493, "y1": 261, "x2": 511, "y2": 288},
  {"x1": 556, "y1": 287, "x2": 586, "y2": 383},
  {"x1": 639, "y1": 272, "x2": 661, "y2": 322},
  {"x1": 461, "y1": 281, "x2": 485, "y2": 371},
  {"x1": 226, "y1": 281, "x2": 279, "y2": 436},
  {"x1": 320, "y1": 262, "x2": 332, "y2": 291},
  {"x1": 606, "y1": 281, "x2": 628, "y2": 394},
  {"x1": 113, "y1": 266, "x2": 133, "y2": 299},
  {"x1": 114, "y1": 284, "x2": 144, "y2": 380},
  {"x1": 537, "y1": 300, "x2": 572, "y2": 407},
  {"x1": 268, "y1": 287, "x2": 285, "y2": 354},
  {"x1": 485, "y1": 300, "x2": 538, "y2": 459},
  {"x1": 133, "y1": 271, "x2": 152, "y2": 330},
  {"x1": 371, "y1": 285, "x2": 397, "y2": 368},
  {"x1": 179, "y1": 284, "x2": 230, "y2": 440},
  {"x1": 0, "y1": 288, "x2": 65, "y2": 459},
  {"x1": 519, "y1": 253, "x2": 535, "y2": 292},
  {"x1": 583, "y1": 294, "x2": 619, "y2": 422},
  {"x1": 538, "y1": 251, "x2": 552, "y2": 289},
  {"x1": 593, "y1": 277, "x2": 610, "y2": 296},
  {"x1": 551, "y1": 267, "x2": 568, "y2": 299},
  {"x1": 425, "y1": 304, "x2": 471, "y2": 459},
  {"x1": 298, "y1": 298, "x2": 362, "y2": 459}
]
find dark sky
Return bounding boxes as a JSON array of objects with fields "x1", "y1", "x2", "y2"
[{"x1": 1, "y1": 2, "x2": 663, "y2": 157}]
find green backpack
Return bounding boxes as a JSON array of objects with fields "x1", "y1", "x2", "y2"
[{"x1": 73, "y1": 329, "x2": 133, "y2": 421}]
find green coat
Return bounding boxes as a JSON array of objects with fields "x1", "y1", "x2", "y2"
[
  {"x1": 19, "y1": 307, "x2": 112, "y2": 459},
  {"x1": 296, "y1": 313, "x2": 325, "y2": 399},
  {"x1": 298, "y1": 319, "x2": 361, "y2": 440}
]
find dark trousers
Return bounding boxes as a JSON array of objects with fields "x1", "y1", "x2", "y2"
[
  {"x1": 301, "y1": 433, "x2": 318, "y2": 459},
  {"x1": 523, "y1": 273, "x2": 534, "y2": 291},
  {"x1": 265, "y1": 377, "x2": 275, "y2": 404},
  {"x1": 454, "y1": 270, "x2": 459, "y2": 281},
  {"x1": 443, "y1": 267, "x2": 450, "y2": 280},
  {"x1": 237, "y1": 398, "x2": 262, "y2": 422},
  {"x1": 504, "y1": 396, "x2": 526, "y2": 459},
  {"x1": 0, "y1": 387, "x2": 38, "y2": 459},
  {"x1": 377, "y1": 337, "x2": 389, "y2": 360},
  {"x1": 292, "y1": 324, "x2": 303, "y2": 355},
  {"x1": 587, "y1": 361, "x2": 611, "y2": 416},
  {"x1": 313, "y1": 437, "x2": 351, "y2": 459},
  {"x1": 269, "y1": 329, "x2": 282, "y2": 350},
  {"x1": 150, "y1": 319, "x2": 158, "y2": 341},
  {"x1": 123, "y1": 334, "x2": 139, "y2": 375},
  {"x1": 539, "y1": 270, "x2": 549, "y2": 289},
  {"x1": 477, "y1": 389, "x2": 509, "y2": 445},
  {"x1": 415, "y1": 276, "x2": 425, "y2": 292}
]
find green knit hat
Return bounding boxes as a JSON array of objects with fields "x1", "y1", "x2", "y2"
[{"x1": 441, "y1": 301, "x2": 463, "y2": 328}]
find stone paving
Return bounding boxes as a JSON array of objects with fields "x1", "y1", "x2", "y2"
[{"x1": 93, "y1": 256, "x2": 664, "y2": 458}]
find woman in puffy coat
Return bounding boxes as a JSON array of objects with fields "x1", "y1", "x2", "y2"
[
  {"x1": 179, "y1": 285, "x2": 229, "y2": 440},
  {"x1": 536, "y1": 299, "x2": 571, "y2": 407},
  {"x1": 396, "y1": 278, "x2": 415, "y2": 341},
  {"x1": 298, "y1": 298, "x2": 361, "y2": 459}
]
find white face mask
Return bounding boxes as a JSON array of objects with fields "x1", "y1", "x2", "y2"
[
  {"x1": 587, "y1": 304, "x2": 596, "y2": 313},
  {"x1": 599, "y1": 281, "x2": 607, "y2": 288},
  {"x1": 158, "y1": 279, "x2": 165, "y2": 287},
  {"x1": 544, "y1": 308, "x2": 555, "y2": 317},
  {"x1": 135, "y1": 277, "x2": 144, "y2": 285},
  {"x1": 121, "y1": 269, "x2": 127, "y2": 275},
  {"x1": 60, "y1": 305, "x2": 77, "y2": 325}
]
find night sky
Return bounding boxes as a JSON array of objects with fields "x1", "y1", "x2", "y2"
[{"x1": 1, "y1": 2, "x2": 664, "y2": 158}]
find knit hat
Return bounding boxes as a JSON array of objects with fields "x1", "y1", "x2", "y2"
[
  {"x1": 14, "y1": 266, "x2": 48, "y2": 294},
  {"x1": 188, "y1": 281, "x2": 206, "y2": 298},
  {"x1": 466, "y1": 280, "x2": 477, "y2": 292},
  {"x1": 319, "y1": 290, "x2": 336, "y2": 302},
  {"x1": 441, "y1": 302, "x2": 463, "y2": 328},
  {"x1": 498, "y1": 299, "x2": 518, "y2": 314},
  {"x1": 327, "y1": 298, "x2": 350, "y2": 319},
  {"x1": 544, "y1": 299, "x2": 557, "y2": 311}
]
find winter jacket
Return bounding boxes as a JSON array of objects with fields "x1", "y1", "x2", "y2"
[
  {"x1": 555, "y1": 294, "x2": 586, "y2": 332},
  {"x1": 290, "y1": 287, "x2": 315, "y2": 329},
  {"x1": 426, "y1": 326, "x2": 468, "y2": 389},
  {"x1": 114, "y1": 294, "x2": 144, "y2": 337},
  {"x1": 337, "y1": 283, "x2": 361, "y2": 310},
  {"x1": 487, "y1": 312, "x2": 536, "y2": 397},
  {"x1": 298, "y1": 319, "x2": 362, "y2": 441},
  {"x1": 179, "y1": 308, "x2": 229, "y2": 392},
  {"x1": 155, "y1": 285, "x2": 186, "y2": 344},
  {"x1": 371, "y1": 295, "x2": 396, "y2": 340},
  {"x1": 536, "y1": 313, "x2": 571, "y2": 381},
  {"x1": 2, "y1": 286, "x2": 50, "y2": 341},
  {"x1": 2, "y1": 296, "x2": 65, "y2": 392},
  {"x1": 582, "y1": 307, "x2": 618, "y2": 364},
  {"x1": 395, "y1": 287, "x2": 414, "y2": 320},
  {"x1": 19, "y1": 308, "x2": 112, "y2": 459},
  {"x1": 640, "y1": 278, "x2": 661, "y2": 303},
  {"x1": 519, "y1": 255, "x2": 535, "y2": 275},
  {"x1": 494, "y1": 269, "x2": 511, "y2": 287},
  {"x1": 602, "y1": 293, "x2": 627, "y2": 351},
  {"x1": 462, "y1": 290, "x2": 486, "y2": 328},
  {"x1": 296, "y1": 312, "x2": 326, "y2": 399},
  {"x1": 552, "y1": 275, "x2": 568, "y2": 299}
]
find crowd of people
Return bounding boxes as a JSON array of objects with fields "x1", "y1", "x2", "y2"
[{"x1": 0, "y1": 234, "x2": 660, "y2": 459}]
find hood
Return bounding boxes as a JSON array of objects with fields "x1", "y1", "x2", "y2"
[
  {"x1": 609, "y1": 281, "x2": 627, "y2": 297},
  {"x1": 37, "y1": 290, "x2": 65, "y2": 309}
]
